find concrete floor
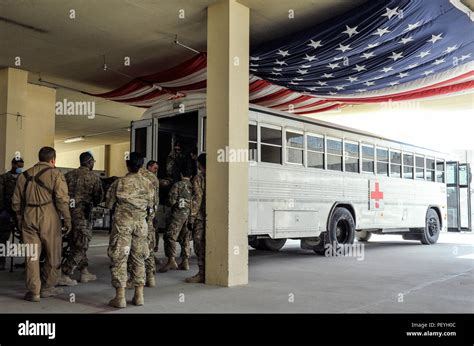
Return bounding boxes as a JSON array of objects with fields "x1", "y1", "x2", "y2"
[{"x1": 0, "y1": 232, "x2": 473, "y2": 313}]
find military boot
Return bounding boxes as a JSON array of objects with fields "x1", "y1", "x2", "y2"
[
  {"x1": 24, "y1": 291, "x2": 41, "y2": 302},
  {"x1": 178, "y1": 258, "x2": 189, "y2": 271},
  {"x1": 132, "y1": 285, "x2": 144, "y2": 306},
  {"x1": 158, "y1": 257, "x2": 178, "y2": 273},
  {"x1": 58, "y1": 273, "x2": 78, "y2": 286},
  {"x1": 79, "y1": 268, "x2": 97, "y2": 283},
  {"x1": 109, "y1": 288, "x2": 126, "y2": 308},
  {"x1": 185, "y1": 272, "x2": 204, "y2": 283},
  {"x1": 40, "y1": 287, "x2": 64, "y2": 298},
  {"x1": 146, "y1": 273, "x2": 156, "y2": 287}
]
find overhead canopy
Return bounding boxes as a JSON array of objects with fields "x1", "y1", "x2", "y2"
[{"x1": 91, "y1": 0, "x2": 474, "y2": 115}]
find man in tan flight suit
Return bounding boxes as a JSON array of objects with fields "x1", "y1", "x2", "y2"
[{"x1": 12, "y1": 147, "x2": 72, "y2": 302}]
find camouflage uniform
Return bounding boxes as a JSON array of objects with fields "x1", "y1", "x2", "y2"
[
  {"x1": 62, "y1": 166, "x2": 103, "y2": 275},
  {"x1": 166, "y1": 151, "x2": 185, "y2": 184},
  {"x1": 164, "y1": 177, "x2": 192, "y2": 259},
  {"x1": 190, "y1": 172, "x2": 206, "y2": 275},
  {"x1": 0, "y1": 171, "x2": 19, "y2": 269},
  {"x1": 106, "y1": 172, "x2": 154, "y2": 288},
  {"x1": 136, "y1": 168, "x2": 159, "y2": 276}
]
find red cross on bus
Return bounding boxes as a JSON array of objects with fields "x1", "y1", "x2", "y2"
[{"x1": 370, "y1": 181, "x2": 384, "y2": 209}]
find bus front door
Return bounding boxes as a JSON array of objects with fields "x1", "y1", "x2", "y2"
[{"x1": 446, "y1": 161, "x2": 472, "y2": 232}]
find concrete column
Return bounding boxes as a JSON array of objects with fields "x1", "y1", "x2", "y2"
[
  {"x1": 0, "y1": 68, "x2": 28, "y2": 172},
  {"x1": 0, "y1": 68, "x2": 56, "y2": 171},
  {"x1": 206, "y1": 0, "x2": 249, "y2": 286}
]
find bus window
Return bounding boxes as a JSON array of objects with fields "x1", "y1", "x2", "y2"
[
  {"x1": 362, "y1": 145, "x2": 374, "y2": 173},
  {"x1": 307, "y1": 134, "x2": 324, "y2": 169},
  {"x1": 376, "y1": 148, "x2": 389, "y2": 176},
  {"x1": 327, "y1": 138, "x2": 343, "y2": 171},
  {"x1": 344, "y1": 141, "x2": 359, "y2": 173},
  {"x1": 390, "y1": 150, "x2": 402, "y2": 178},
  {"x1": 403, "y1": 153, "x2": 414, "y2": 179},
  {"x1": 249, "y1": 124, "x2": 257, "y2": 162},
  {"x1": 260, "y1": 125, "x2": 282, "y2": 164},
  {"x1": 426, "y1": 157, "x2": 435, "y2": 182},
  {"x1": 415, "y1": 156, "x2": 425, "y2": 180},
  {"x1": 436, "y1": 160, "x2": 445, "y2": 183},
  {"x1": 286, "y1": 131, "x2": 304, "y2": 165}
]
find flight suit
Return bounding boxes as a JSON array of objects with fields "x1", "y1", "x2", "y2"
[
  {"x1": 12, "y1": 162, "x2": 71, "y2": 295},
  {"x1": 62, "y1": 166, "x2": 103, "y2": 275},
  {"x1": 0, "y1": 171, "x2": 19, "y2": 269},
  {"x1": 190, "y1": 172, "x2": 206, "y2": 276},
  {"x1": 164, "y1": 177, "x2": 192, "y2": 259},
  {"x1": 106, "y1": 172, "x2": 154, "y2": 288}
]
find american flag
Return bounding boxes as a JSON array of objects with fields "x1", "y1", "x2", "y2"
[{"x1": 92, "y1": 0, "x2": 474, "y2": 115}]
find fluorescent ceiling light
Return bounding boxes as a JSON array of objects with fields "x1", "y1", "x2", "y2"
[{"x1": 64, "y1": 136, "x2": 85, "y2": 143}]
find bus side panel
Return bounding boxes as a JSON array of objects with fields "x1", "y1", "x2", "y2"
[{"x1": 249, "y1": 164, "x2": 342, "y2": 238}]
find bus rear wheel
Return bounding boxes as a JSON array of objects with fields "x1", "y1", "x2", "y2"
[
  {"x1": 259, "y1": 238, "x2": 287, "y2": 251},
  {"x1": 421, "y1": 209, "x2": 440, "y2": 245},
  {"x1": 314, "y1": 207, "x2": 355, "y2": 255},
  {"x1": 248, "y1": 237, "x2": 259, "y2": 250}
]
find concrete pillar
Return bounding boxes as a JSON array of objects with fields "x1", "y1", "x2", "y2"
[
  {"x1": 0, "y1": 68, "x2": 56, "y2": 171},
  {"x1": 206, "y1": 0, "x2": 249, "y2": 286}
]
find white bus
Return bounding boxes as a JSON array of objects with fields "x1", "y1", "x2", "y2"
[{"x1": 131, "y1": 104, "x2": 447, "y2": 254}]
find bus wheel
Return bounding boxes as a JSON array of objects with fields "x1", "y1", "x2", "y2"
[
  {"x1": 355, "y1": 230, "x2": 371, "y2": 242},
  {"x1": 421, "y1": 209, "x2": 440, "y2": 245},
  {"x1": 327, "y1": 207, "x2": 355, "y2": 253},
  {"x1": 248, "y1": 237, "x2": 259, "y2": 249},
  {"x1": 260, "y1": 238, "x2": 287, "y2": 251}
]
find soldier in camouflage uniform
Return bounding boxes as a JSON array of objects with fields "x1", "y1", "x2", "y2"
[
  {"x1": 166, "y1": 141, "x2": 185, "y2": 184},
  {"x1": 106, "y1": 152, "x2": 154, "y2": 308},
  {"x1": 159, "y1": 160, "x2": 193, "y2": 273},
  {"x1": 0, "y1": 157, "x2": 24, "y2": 270},
  {"x1": 186, "y1": 154, "x2": 206, "y2": 283},
  {"x1": 126, "y1": 161, "x2": 159, "y2": 288},
  {"x1": 59, "y1": 152, "x2": 103, "y2": 286}
]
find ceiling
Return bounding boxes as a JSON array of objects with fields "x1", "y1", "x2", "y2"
[
  {"x1": 1, "y1": 0, "x2": 367, "y2": 91},
  {"x1": 2, "y1": 0, "x2": 472, "y2": 152}
]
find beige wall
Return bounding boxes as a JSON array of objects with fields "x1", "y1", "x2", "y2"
[
  {"x1": 107, "y1": 141, "x2": 129, "y2": 177},
  {"x1": 56, "y1": 141, "x2": 129, "y2": 177},
  {"x1": 56, "y1": 145, "x2": 106, "y2": 171},
  {"x1": 0, "y1": 68, "x2": 56, "y2": 172}
]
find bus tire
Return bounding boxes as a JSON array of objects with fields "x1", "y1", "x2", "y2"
[
  {"x1": 325, "y1": 207, "x2": 355, "y2": 255},
  {"x1": 421, "y1": 209, "x2": 441, "y2": 245},
  {"x1": 355, "y1": 230, "x2": 371, "y2": 242},
  {"x1": 259, "y1": 238, "x2": 287, "y2": 251},
  {"x1": 248, "y1": 237, "x2": 259, "y2": 249}
]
